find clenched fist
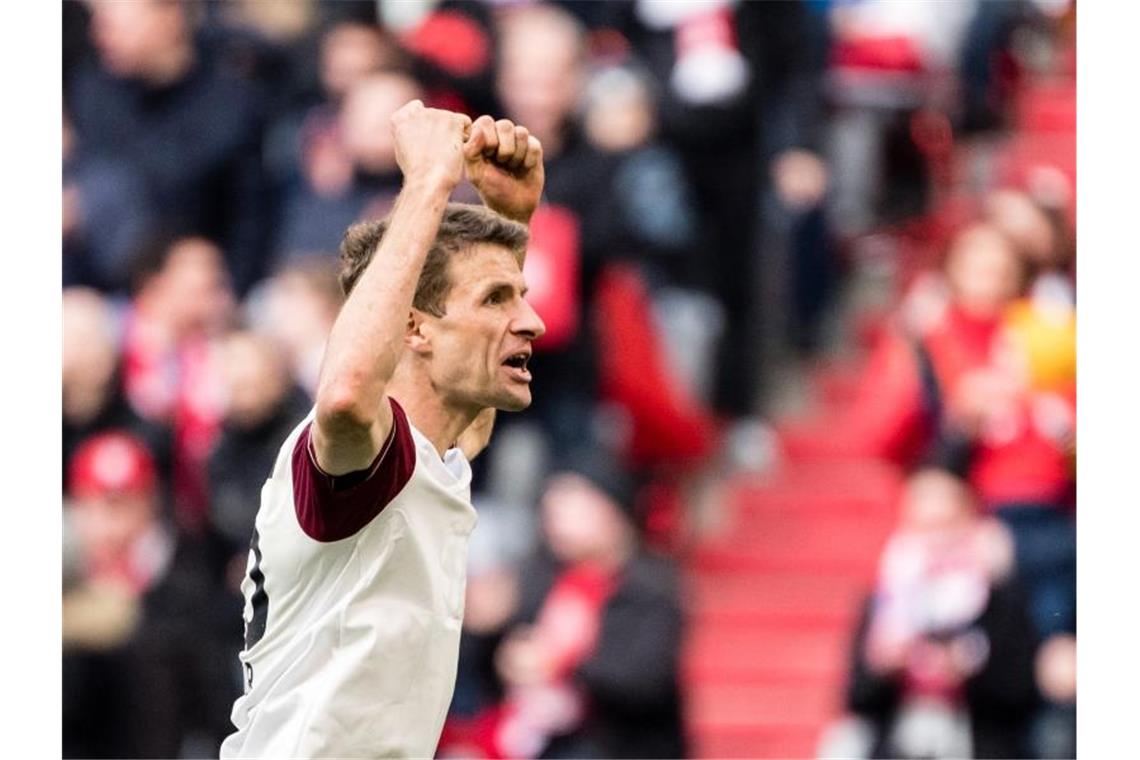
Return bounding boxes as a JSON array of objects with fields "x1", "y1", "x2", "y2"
[
  {"x1": 463, "y1": 115, "x2": 545, "y2": 224},
  {"x1": 390, "y1": 100, "x2": 473, "y2": 194}
]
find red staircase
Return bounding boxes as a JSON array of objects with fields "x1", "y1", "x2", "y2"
[{"x1": 680, "y1": 456, "x2": 903, "y2": 758}]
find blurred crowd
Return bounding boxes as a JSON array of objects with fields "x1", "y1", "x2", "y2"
[{"x1": 60, "y1": 0, "x2": 1076, "y2": 758}]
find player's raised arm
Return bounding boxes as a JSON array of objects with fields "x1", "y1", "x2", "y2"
[{"x1": 312, "y1": 101, "x2": 471, "y2": 475}]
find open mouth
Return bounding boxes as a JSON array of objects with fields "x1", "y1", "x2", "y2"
[{"x1": 501, "y1": 351, "x2": 532, "y2": 381}]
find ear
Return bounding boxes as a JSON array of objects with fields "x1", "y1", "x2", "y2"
[{"x1": 404, "y1": 309, "x2": 433, "y2": 355}]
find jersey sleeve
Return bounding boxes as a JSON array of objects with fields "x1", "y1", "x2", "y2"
[{"x1": 291, "y1": 397, "x2": 416, "y2": 542}]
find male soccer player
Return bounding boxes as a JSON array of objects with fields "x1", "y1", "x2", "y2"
[{"x1": 220, "y1": 101, "x2": 547, "y2": 758}]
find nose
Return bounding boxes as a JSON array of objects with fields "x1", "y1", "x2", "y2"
[{"x1": 512, "y1": 297, "x2": 546, "y2": 341}]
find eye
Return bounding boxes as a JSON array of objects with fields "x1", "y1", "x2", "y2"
[{"x1": 483, "y1": 289, "x2": 506, "y2": 306}]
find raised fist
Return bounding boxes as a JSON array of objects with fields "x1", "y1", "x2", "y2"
[
  {"x1": 390, "y1": 100, "x2": 473, "y2": 193},
  {"x1": 463, "y1": 115, "x2": 545, "y2": 223}
]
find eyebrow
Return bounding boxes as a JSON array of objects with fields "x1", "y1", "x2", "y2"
[{"x1": 481, "y1": 281, "x2": 529, "y2": 298}]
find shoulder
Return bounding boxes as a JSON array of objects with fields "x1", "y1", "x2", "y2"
[
  {"x1": 67, "y1": 63, "x2": 124, "y2": 129},
  {"x1": 290, "y1": 398, "x2": 417, "y2": 542}
]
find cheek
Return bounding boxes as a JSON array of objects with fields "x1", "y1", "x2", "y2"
[
  {"x1": 431, "y1": 330, "x2": 485, "y2": 384},
  {"x1": 453, "y1": 323, "x2": 497, "y2": 367}
]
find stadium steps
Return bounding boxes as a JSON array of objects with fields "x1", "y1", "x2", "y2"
[{"x1": 680, "y1": 458, "x2": 903, "y2": 758}]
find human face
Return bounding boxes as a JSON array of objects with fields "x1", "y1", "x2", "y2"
[
  {"x1": 419, "y1": 244, "x2": 546, "y2": 412},
  {"x1": 541, "y1": 474, "x2": 624, "y2": 564},
  {"x1": 986, "y1": 190, "x2": 1056, "y2": 268},
  {"x1": 90, "y1": 0, "x2": 186, "y2": 80},
  {"x1": 63, "y1": 289, "x2": 117, "y2": 395},
  {"x1": 497, "y1": 13, "x2": 582, "y2": 143},
  {"x1": 342, "y1": 74, "x2": 421, "y2": 174},
  {"x1": 900, "y1": 470, "x2": 973, "y2": 535},
  {"x1": 946, "y1": 226, "x2": 1023, "y2": 317},
  {"x1": 320, "y1": 23, "x2": 390, "y2": 101},
  {"x1": 221, "y1": 332, "x2": 289, "y2": 430},
  {"x1": 162, "y1": 238, "x2": 235, "y2": 336},
  {"x1": 74, "y1": 491, "x2": 155, "y2": 568}
]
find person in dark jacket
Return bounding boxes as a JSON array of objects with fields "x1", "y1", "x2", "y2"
[
  {"x1": 208, "y1": 330, "x2": 310, "y2": 550},
  {"x1": 272, "y1": 69, "x2": 418, "y2": 264},
  {"x1": 608, "y1": 0, "x2": 832, "y2": 414},
  {"x1": 493, "y1": 4, "x2": 621, "y2": 462},
  {"x1": 63, "y1": 432, "x2": 240, "y2": 759},
  {"x1": 67, "y1": 0, "x2": 269, "y2": 294},
  {"x1": 63, "y1": 112, "x2": 158, "y2": 294},
  {"x1": 493, "y1": 451, "x2": 687, "y2": 759}
]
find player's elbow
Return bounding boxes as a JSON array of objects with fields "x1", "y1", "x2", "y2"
[{"x1": 315, "y1": 380, "x2": 377, "y2": 436}]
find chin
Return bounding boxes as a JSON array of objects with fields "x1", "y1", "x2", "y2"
[{"x1": 495, "y1": 388, "x2": 532, "y2": 412}]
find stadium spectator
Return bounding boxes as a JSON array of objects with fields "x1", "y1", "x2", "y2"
[
  {"x1": 957, "y1": 0, "x2": 1031, "y2": 134},
  {"x1": 616, "y1": 0, "x2": 829, "y2": 417},
  {"x1": 68, "y1": 0, "x2": 269, "y2": 293},
  {"x1": 208, "y1": 0, "x2": 317, "y2": 48},
  {"x1": 192, "y1": 0, "x2": 315, "y2": 121},
  {"x1": 398, "y1": 2, "x2": 500, "y2": 117},
  {"x1": 581, "y1": 64, "x2": 700, "y2": 279},
  {"x1": 244, "y1": 257, "x2": 343, "y2": 398},
  {"x1": 779, "y1": 223, "x2": 1027, "y2": 469},
  {"x1": 63, "y1": 432, "x2": 239, "y2": 759},
  {"x1": 62, "y1": 111, "x2": 158, "y2": 293},
  {"x1": 121, "y1": 234, "x2": 235, "y2": 531},
  {"x1": 260, "y1": 14, "x2": 405, "y2": 193},
  {"x1": 208, "y1": 330, "x2": 310, "y2": 550},
  {"x1": 841, "y1": 468, "x2": 1037, "y2": 759},
  {"x1": 486, "y1": 3, "x2": 619, "y2": 472},
  {"x1": 971, "y1": 325, "x2": 1076, "y2": 639},
  {"x1": 494, "y1": 3, "x2": 716, "y2": 468},
  {"x1": 438, "y1": 506, "x2": 533, "y2": 759},
  {"x1": 984, "y1": 187, "x2": 1075, "y2": 307},
  {"x1": 576, "y1": 62, "x2": 727, "y2": 499},
  {"x1": 273, "y1": 69, "x2": 422, "y2": 263},
  {"x1": 63, "y1": 287, "x2": 171, "y2": 493},
  {"x1": 1031, "y1": 633, "x2": 1076, "y2": 758},
  {"x1": 491, "y1": 453, "x2": 686, "y2": 759},
  {"x1": 824, "y1": 0, "x2": 976, "y2": 236},
  {"x1": 890, "y1": 184, "x2": 1074, "y2": 348},
  {"x1": 317, "y1": 17, "x2": 400, "y2": 103}
]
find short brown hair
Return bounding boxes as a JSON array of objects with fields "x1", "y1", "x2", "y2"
[{"x1": 339, "y1": 203, "x2": 529, "y2": 316}]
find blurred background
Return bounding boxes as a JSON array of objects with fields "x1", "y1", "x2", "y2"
[{"x1": 60, "y1": 0, "x2": 1076, "y2": 757}]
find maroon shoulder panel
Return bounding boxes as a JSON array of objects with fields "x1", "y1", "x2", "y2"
[{"x1": 292, "y1": 397, "x2": 416, "y2": 542}]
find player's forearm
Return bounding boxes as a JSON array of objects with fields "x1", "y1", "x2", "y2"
[
  {"x1": 479, "y1": 190, "x2": 534, "y2": 225},
  {"x1": 316, "y1": 179, "x2": 451, "y2": 428}
]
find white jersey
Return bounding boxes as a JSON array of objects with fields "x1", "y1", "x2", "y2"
[{"x1": 220, "y1": 398, "x2": 476, "y2": 759}]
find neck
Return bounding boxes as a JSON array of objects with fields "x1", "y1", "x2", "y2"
[
  {"x1": 141, "y1": 40, "x2": 195, "y2": 88},
  {"x1": 950, "y1": 301, "x2": 1002, "y2": 326},
  {"x1": 605, "y1": 532, "x2": 636, "y2": 571},
  {"x1": 579, "y1": 536, "x2": 635, "y2": 574},
  {"x1": 63, "y1": 382, "x2": 112, "y2": 424},
  {"x1": 385, "y1": 360, "x2": 479, "y2": 458}
]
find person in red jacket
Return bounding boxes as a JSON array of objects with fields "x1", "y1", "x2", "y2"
[
  {"x1": 780, "y1": 222, "x2": 1026, "y2": 469},
  {"x1": 779, "y1": 220, "x2": 1075, "y2": 637}
]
